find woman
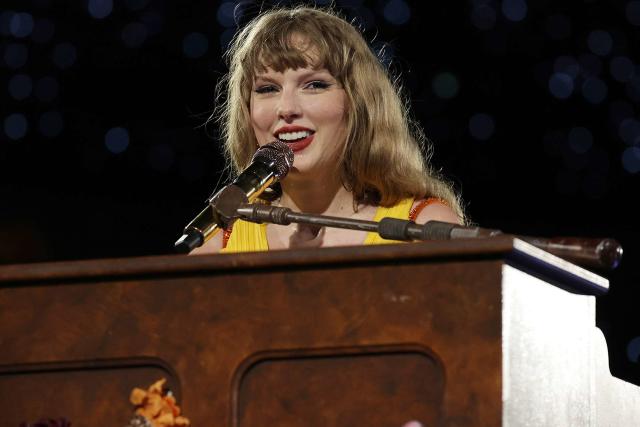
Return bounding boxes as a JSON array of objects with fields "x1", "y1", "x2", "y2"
[{"x1": 192, "y1": 6, "x2": 463, "y2": 254}]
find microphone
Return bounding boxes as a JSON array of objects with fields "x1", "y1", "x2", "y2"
[{"x1": 174, "y1": 141, "x2": 294, "y2": 253}]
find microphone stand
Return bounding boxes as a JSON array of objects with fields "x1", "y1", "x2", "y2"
[{"x1": 235, "y1": 203, "x2": 623, "y2": 271}]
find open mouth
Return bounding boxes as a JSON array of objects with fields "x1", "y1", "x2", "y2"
[{"x1": 276, "y1": 130, "x2": 315, "y2": 143}]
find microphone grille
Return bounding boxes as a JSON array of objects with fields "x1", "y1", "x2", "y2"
[{"x1": 252, "y1": 141, "x2": 294, "y2": 179}]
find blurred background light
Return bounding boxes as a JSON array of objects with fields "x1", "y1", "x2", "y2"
[
  {"x1": 554, "y1": 56, "x2": 580, "y2": 79},
  {"x1": 618, "y1": 118, "x2": 640, "y2": 145},
  {"x1": 182, "y1": 32, "x2": 209, "y2": 59},
  {"x1": 4, "y1": 113, "x2": 28, "y2": 140},
  {"x1": 548, "y1": 72, "x2": 574, "y2": 99},
  {"x1": 52, "y1": 42, "x2": 77, "y2": 69},
  {"x1": 34, "y1": 76, "x2": 59, "y2": 102},
  {"x1": 38, "y1": 111, "x2": 64, "y2": 138},
  {"x1": 626, "y1": 1, "x2": 640, "y2": 26},
  {"x1": 217, "y1": 2, "x2": 237, "y2": 28},
  {"x1": 610, "y1": 56, "x2": 635, "y2": 82},
  {"x1": 581, "y1": 77, "x2": 608, "y2": 104},
  {"x1": 579, "y1": 53, "x2": 603, "y2": 77},
  {"x1": 8, "y1": 74, "x2": 33, "y2": 101},
  {"x1": 121, "y1": 22, "x2": 148, "y2": 48},
  {"x1": 587, "y1": 30, "x2": 613, "y2": 56},
  {"x1": 468, "y1": 113, "x2": 495, "y2": 140},
  {"x1": 3, "y1": 43, "x2": 29, "y2": 69},
  {"x1": 10, "y1": 12, "x2": 34, "y2": 38},
  {"x1": 31, "y1": 18, "x2": 55, "y2": 43},
  {"x1": 470, "y1": 4, "x2": 496, "y2": 31},
  {"x1": 627, "y1": 336, "x2": 640, "y2": 362},
  {"x1": 88, "y1": 0, "x2": 114, "y2": 20},
  {"x1": 622, "y1": 146, "x2": 640, "y2": 173},
  {"x1": 544, "y1": 14, "x2": 571, "y2": 40},
  {"x1": 432, "y1": 72, "x2": 459, "y2": 99},
  {"x1": 383, "y1": 0, "x2": 411, "y2": 26},
  {"x1": 501, "y1": 0, "x2": 527, "y2": 22},
  {"x1": 568, "y1": 126, "x2": 593, "y2": 154},
  {"x1": 105, "y1": 127, "x2": 130, "y2": 154}
]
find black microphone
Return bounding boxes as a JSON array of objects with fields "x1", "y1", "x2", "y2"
[{"x1": 174, "y1": 141, "x2": 294, "y2": 253}]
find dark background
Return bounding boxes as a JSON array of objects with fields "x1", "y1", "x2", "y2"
[{"x1": 1, "y1": 0, "x2": 639, "y2": 384}]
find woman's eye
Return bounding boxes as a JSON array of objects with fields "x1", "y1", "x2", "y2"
[
  {"x1": 305, "y1": 80, "x2": 331, "y2": 90},
  {"x1": 254, "y1": 85, "x2": 278, "y2": 94}
]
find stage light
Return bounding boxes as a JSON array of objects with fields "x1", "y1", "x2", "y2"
[
  {"x1": 568, "y1": 127, "x2": 593, "y2": 154},
  {"x1": 622, "y1": 146, "x2": 640, "y2": 173},
  {"x1": 105, "y1": 127, "x2": 130, "y2": 154},
  {"x1": 383, "y1": 0, "x2": 411, "y2": 26},
  {"x1": 87, "y1": 0, "x2": 113, "y2": 20},
  {"x1": 38, "y1": 111, "x2": 63, "y2": 138},
  {"x1": 548, "y1": 72, "x2": 574, "y2": 99},
  {"x1": 501, "y1": 0, "x2": 527, "y2": 22},
  {"x1": 609, "y1": 56, "x2": 635, "y2": 83},
  {"x1": 468, "y1": 113, "x2": 495, "y2": 141},
  {"x1": 587, "y1": 30, "x2": 613, "y2": 57},
  {"x1": 432, "y1": 72, "x2": 459, "y2": 100},
  {"x1": 52, "y1": 42, "x2": 77, "y2": 69},
  {"x1": 9, "y1": 12, "x2": 34, "y2": 38},
  {"x1": 182, "y1": 32, "x2": 209, "y2": 59},
  {"x1": 8, "y1": 74, "x2": 32, "y2": 101},
  {"x1": 3, "y1": 43, "x2": 28, "y2": 69},
  {"x1": 470, "y1": 4, "x2": 496, "y2": 31},
  {"x1": 121, "y1": 22, "x2": 148, "y2": 48},
  {"x1": 581, "y1": 77, "x2": 608, "y2": 105},
  {"x1": 3, "y1": 113, "x2": 28, "y2": 141},
  {"x1": 31, "y1": 18, "x2": 55, "y2": 43},
  {"x1": 34, "y1": 76, "x2": 58, "y2": 102},
  {"x1": 626, "y1": 1, "x2": 640, "y2": 26}
]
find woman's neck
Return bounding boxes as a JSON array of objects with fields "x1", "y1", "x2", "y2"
[{"x1": 278, "y1": 171, "x2": 358, "y2": 216}]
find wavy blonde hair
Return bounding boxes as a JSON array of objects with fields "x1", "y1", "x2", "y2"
[{"x1": 215, "y1": 6, "x2": 464, "y2": 220}]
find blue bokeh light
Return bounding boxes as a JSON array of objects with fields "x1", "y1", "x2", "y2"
[
  {"x1": 38, "y1": 111, "x2": 64, "y2": 138},
  {"x1": 88, "y1": 0, "x2": 114, "y2": 19},
  {"x1": 470, "y1": 4, "x2": 496, "y2": 30},
  {"x1": 4, "y1": 113, "x2": 28, "y2": 140},
  {"x1": 52, "y1": 42, "x2": 77, "y2": 69},
  {"x1": 501, "y1": 0, "x2": 527, "y2": 22},
  {"x1": 626, "y1": 1, "x2": 640, "y2": 26},
  {"x1": 618, "y1": 118, "x2": 640, "y2": 145},
  {"x1": 183, "y1": 32, "x2": 209, "y2": 59},
  {"x1": 548, "y1": 72, "x2": 574, "y2": 99},
  {"x1": 8, "y1": 74, "x2": 33, "y2": 101},
  {"x1": 10, "y1": 12, "x2": 34, "y2": 38},
  {"x1": 217, "y1": 2, "x2": 237, "y2": 28},
  {"x1": 579, "y1": 54, "x2": 603, "y2": 77},
  {"x1": 383, "y1": 0, "x2": 411, "y2": 26},
  {"x1": 105, "y1": 127, "x2": 130, "y2": 154},
  {"x1": 554, "y1": 56, "x2": 580, "y2": 79},
  {"x1": 469, "y1": 113, "x2": 495, "y2": 140},
  {"x1": 581, "y1": 77, "x2": 608, "y2": 105},
  {"x1": 587, "y1": 30, "x2": 613, "y2": 56},
  {"x1": 609, "y1": 56, "x2": 635, "y2": 82},
  {"x1": 622, "y1": 146, "x2": 640, "y2": 173}
]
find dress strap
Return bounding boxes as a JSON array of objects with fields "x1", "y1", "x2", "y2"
[{"x1": 409, "y1": 197, "x2": 448, "y2": 222}]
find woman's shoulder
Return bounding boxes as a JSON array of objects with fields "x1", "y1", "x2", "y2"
[{"x1": 410, "y1": 197, "x2": 462, "y2": 225}]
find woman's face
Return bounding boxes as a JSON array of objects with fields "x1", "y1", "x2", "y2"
[{"x1": 250, "y1": 66, "x2": 347, "y2": 176}]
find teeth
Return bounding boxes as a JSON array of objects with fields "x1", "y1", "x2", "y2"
[{"x1": 277, "y1": 130, "x2": 312, "y2": 141}]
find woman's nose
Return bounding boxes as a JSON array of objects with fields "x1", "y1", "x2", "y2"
[{"x1": 277, "y1": 90, "x2": 302, "y2": 121}]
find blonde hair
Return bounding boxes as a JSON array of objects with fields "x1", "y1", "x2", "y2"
[{"x1": 215, "y1": 6, "x2": 464, "y2": 221}]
